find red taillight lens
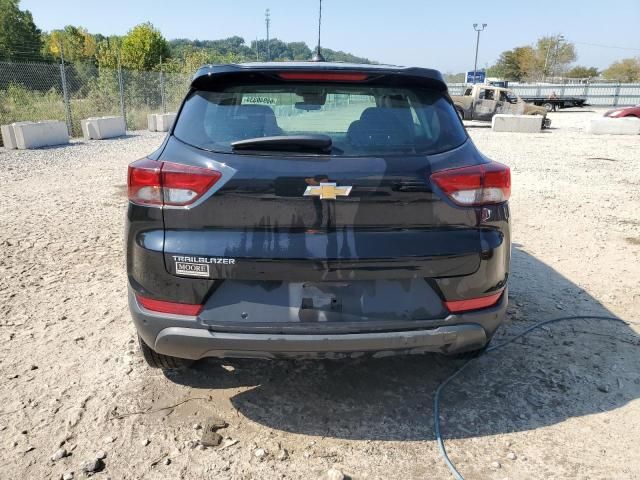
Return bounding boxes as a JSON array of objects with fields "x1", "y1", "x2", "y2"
[
  {"x1": 277, "y1": 72, "x2": 369, "y2": 82},
  {"x1": 128, "y1": 159, "x2": 162, "y2": 205},
  {"x1": 161, "y1": 162, "x2": 222, "y2": 206},
  {"x1": 136, "y1": 294, "x2": 203, "y2": 316},
  {"x1": 430, "y1": 162, "x2": 511, "y2": 206},
  {"x1": 128, "y1": 159, "x2": 221, "y2": 207},
  {"x1": 444, "y1": 290, "x2": 504, "y2": 313}
]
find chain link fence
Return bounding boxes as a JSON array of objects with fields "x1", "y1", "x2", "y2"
[
  {"x1": 0, "y1": 60, "x2": 191, "y2": 141},
  {"x1": 3, "y1": 59, "x2": 640, "y2": 146}
]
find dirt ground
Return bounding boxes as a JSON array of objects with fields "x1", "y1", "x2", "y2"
[{"x1": 1, "y1": 108, "x2": 639, "y2": 480}]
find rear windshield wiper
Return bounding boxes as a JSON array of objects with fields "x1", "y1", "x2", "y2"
[{"x1": 231, "y1": 134, "x2": 332, "y2": 153}]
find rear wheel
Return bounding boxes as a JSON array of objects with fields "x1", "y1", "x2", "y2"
[
  {"x1": 542, "y1": 102, "x2": 553, "y2": 112},
  {"x1": 138, "y1": 335, "x2": 194, "y2": 370},
  {"x1": 455, "y1": 107, "x2": 464, "y2": 121}
]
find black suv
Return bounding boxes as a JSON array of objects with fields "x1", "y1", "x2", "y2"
[{"x1": 126, "y1": 62, "x2": 510, "y2": 369}]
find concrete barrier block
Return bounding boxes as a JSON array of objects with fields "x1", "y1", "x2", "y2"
[
  {"x1": 492, "y1": 114, "x2": 543, "y2": 133},
  {"x1": 147, "y1": 114, "x2": 158, "y2": 132},
  {"x1": 2, "y1": 122, "x2": 36, "y2": 149},
  {"x1": 587, "y1": 117, "x2": 640, "y2": 135},
  {"x1": 1, "y1": 124, "x2": 18, "y2": 149},
  {"x1": 13, "y1": 121, "x2": 69, "y2": 149},
  {"x1": 80, "y1": 119, "x2": 93, "y2": 140},
  {"x1": 82, "y1": 116, "x2": 125, "y2": 140},
  {"x1": 155, "y1": 113, "x2": 176, "y2": 132}
]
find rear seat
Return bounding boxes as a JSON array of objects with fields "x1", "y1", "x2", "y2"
[{"x1": 347, "y1": 107, "x2": 414, "y2": 147}]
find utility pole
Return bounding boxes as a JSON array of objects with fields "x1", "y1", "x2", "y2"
[
  {"x1": 265, "y1": 9, "x2": 271, "y2": 62},
  {"x1": 472, "y1": 23, "x2": 487, "y2": 84},
  {"x1": 550, "y1": 34, "x2": 565, "y2": 81},
  {"x1": 543, "y1": 42, "x2": 553, "y2": 81}
]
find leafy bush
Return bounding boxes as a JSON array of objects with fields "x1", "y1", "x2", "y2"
[{"x1": 0, "y1": 84, "x2": 67, "y2": 145}]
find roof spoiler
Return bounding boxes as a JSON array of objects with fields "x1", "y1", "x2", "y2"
[{"x1": 190, "y1": 64, "x2": 448, "y2": 92}]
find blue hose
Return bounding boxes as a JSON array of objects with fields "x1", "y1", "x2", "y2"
[{"x1": 434, "y1": 315, "x2": 638, "y2": 480}]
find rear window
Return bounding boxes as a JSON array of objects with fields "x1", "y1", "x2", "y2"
[{"x1": 174, "y1": 83, "x2": 467, "y2": 156}]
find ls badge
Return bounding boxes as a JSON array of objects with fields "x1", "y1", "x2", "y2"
[{"x1": 303, "y1": 182, "x2": 352, "y2": 200}]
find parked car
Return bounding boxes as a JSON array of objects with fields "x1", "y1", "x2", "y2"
[
  {"x1": 452, "y1": 84, "x2": 551, "y2": 127},
  {"x1": 126, "y1": 62, "x2": 511, "y2": 369},
  {"x1": 604, "y1": 105, "x2": 640, "y2": 118}
]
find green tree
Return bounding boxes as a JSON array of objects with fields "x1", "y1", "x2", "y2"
[
  {"x1": 0, "y1": 0, "x2": 42, "y2": 61},
  {"x1": 443, "y1": 72, "x2": 465, "y2": 83},
  {"x1": 565, "y1": 66, "x2": 599, "y2": 78},
  {"x1": 120, "y1": 22, "x2": 170, "y2": 71},
  {"x1": 44, "y1": 25, "x2": 96, "y2": 62},
  {"x1": 96, "y1": 36, "x2": 122, "y2": 70},
  {"x1": 170, "y1": 36, "x2": 371, "y2": 64},
  {"x1": 288, "y1": 41, "x2": 312, "y2": 60},
  {"x1": 488, "y1": 46, "x2": 536, "y2": 81},
  {"x1": 321, "y1": 47, "x2": 372, "y2": 64},
  {"x1": 488, "y1": 36, "x2": 576, "y2": 81},
  {"x1": 536, "y1": 36, "x2": 576, "y2": 77},
  {"x1": 602, "y1": 57, "x2": 640, "y2": 82}
]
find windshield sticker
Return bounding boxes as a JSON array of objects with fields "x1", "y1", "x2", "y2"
[{"x1": 241, "y1": 96, "x2": 277, "y2": 106}]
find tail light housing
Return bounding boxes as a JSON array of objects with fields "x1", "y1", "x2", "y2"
[
  {"x1": 128, "y1": 159, "x2": 222, "y2": 207},
  {"x1": 430, "y1": 162, "x2": 510, "y2": 206}
]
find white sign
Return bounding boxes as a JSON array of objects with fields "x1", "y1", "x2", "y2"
[{"x1": 241, "y1": 96, "x2": 277, "y2": 106}]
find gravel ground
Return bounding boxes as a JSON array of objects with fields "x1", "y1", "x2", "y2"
[{"x1": 1, "y1": 109, "x2": 639, "y2": 480}]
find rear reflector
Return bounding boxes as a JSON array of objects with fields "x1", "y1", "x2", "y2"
[
  {"x1": 128, "y1": 159, "x2": 221, "y2": 207},
  {"x1": 444, "y1": 290, "x2": 504, "y2": 313},
  {"x1": 136, "y1": 294, "x2": 203, "y2": 316},
  {"x1": 430, "y1": 162, "x2": 511, "y2": 206},
  {"x1": 277, "y1": 72, "x2": 369, "y2": 82}
]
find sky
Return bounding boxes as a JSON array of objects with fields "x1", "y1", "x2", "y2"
[{"x1": 21, "y1": 0, "x2": 640, "y2": 72}]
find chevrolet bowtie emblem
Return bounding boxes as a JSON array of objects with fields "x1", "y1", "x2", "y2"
[{"x1": 303, "y1": 182, "x2": 353, "y2": 200}]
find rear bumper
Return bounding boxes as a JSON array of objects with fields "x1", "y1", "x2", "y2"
[{"x1": 130, "y1": 288, "x2": 507, "y2": 360}]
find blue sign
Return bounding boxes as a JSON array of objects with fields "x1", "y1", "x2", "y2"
[{"x1": 466, "y1": 70, "x2": 486, "y2": 83}]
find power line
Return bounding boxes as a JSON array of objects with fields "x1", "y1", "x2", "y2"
[{"x1": 573, "y1": 41, "x2": 640, "y2": 52}]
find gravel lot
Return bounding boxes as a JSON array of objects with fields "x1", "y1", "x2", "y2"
[{"x1": 1, "y1": 108, "x2": 639, "y2": 480}]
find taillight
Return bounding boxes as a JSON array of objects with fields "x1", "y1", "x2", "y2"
[
  {"x1": 128, "y1": 159, "x2": 221, "y2": 207},
  {"x1": 128, "y1": 159, "x2": 162, "y2": 205},
  {"x1": 444, "y1": 290, "x2": 504, "y2": 313},
  {"x1": 161, "y1": 162, "x2": 222, "y2": 206},
  {"x1": 136, "y1": 294, "x2": 203, "y2": 316},
  {"x1": 430, "y1": 162, "x2": 511, "y2": 206}
]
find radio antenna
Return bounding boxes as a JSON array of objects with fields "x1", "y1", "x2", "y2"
[{"x1": 312, "y1": 0, "x2": 325, "y2": 62}]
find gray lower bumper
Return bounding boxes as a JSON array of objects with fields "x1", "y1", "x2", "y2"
[{"x1": 130, "y1": 289, "x2": 506, "y2": 360}]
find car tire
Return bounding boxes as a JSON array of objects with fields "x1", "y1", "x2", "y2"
[
  {"x1": 455, "y1": 107, "x2": 464, "y2": 121},
  {"x1": 138, "y1": 335, "x2": 194, "y2": 370},
  {"x1": 542, "y1": 102, "x2": 553, "y2": 112}
]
